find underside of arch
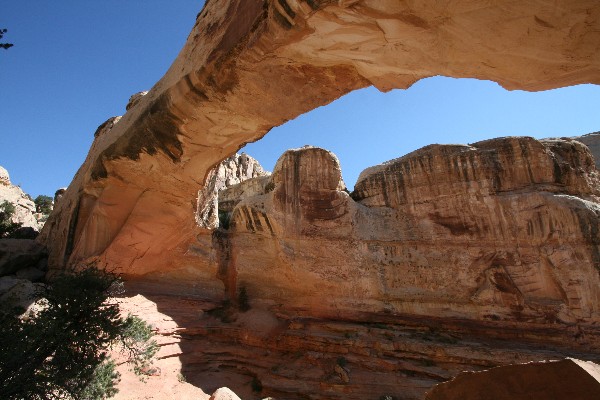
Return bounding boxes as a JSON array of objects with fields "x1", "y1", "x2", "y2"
[{"x1": 39, "y1": 0, "x2": 600, "y2": 276}]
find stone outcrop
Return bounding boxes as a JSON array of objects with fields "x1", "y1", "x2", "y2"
[
  {"x1": 0, "y1": 239, "x2": 47, "y2": 277},
  {"x1": 126, "y1": 91, "x2": 148, "y2": 111},
  {"x1": 115, "y1": 281, "x2": 600, "y2": 400},
  {"x1": 32, "y1": 2, "x2": 600, "y2": 398},
  {"x1": 0, "y1": 166, "x2": 44, "y2": 231},
  {"x1": 197, "y1": 153, "x2": 269, "y2": 229},
  {"x1": 223, "y1": 138, "x2": 600, "y2": 326},
  {"x1": 39, "y1": 0, "x2": 600, "y2": 276},
  {"x1": 424, "y1": 358, "x2": 600, "y2": 399},
  {"x1": 106, "y1": 138, "x2": 599, "y2": 399},
  {"x1": 573, "y1": 132, "x2": 600, "y2": 169}
]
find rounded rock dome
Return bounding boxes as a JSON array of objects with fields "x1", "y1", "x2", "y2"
[{"x1": 0, "y1": 166, "x2": 10, "y2": 184}]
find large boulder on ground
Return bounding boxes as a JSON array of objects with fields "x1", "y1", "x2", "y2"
[
  {"x1": 0, "y1": 276, "x2": 45, "y2": 315},
  {"x1": 425, "y1": 358, "x2": 600, "y2": 400},
  {"x1": 209, "y1": 387, "x2": 242, "y2": 400},
  {"x1": 0, "y1": 239, "x2": 47, "y2": 277}
]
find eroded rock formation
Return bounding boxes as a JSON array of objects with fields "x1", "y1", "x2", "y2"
[
  {"x1": 197, "y1": 152, "x2": 269, "y2": 229},
  {"x1": 424, "y1": 358, "x2": 600, "y2": 400},
  {"x1": 34, "y1": 2, "x2": 600, "y2": 398},
  {"x1": 0, "y1": 166, "x2": 45, "y2": 232},
  {"x1": 223, "y1": 138, "x2": 600, "y2": 325},
  {"x1": 39, "y1": 0, "x2": 600, "y2": 276},
  {"x1": 110, "y1": 138, "x2": 600, "y2": 399}
]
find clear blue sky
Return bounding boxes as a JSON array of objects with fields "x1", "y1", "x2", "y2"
[{"x1": 1, "y1": 2, "x2": 599, "y2": 198}]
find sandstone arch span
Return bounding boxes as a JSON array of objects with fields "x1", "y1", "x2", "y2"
[{"x1": 40, "y1": 0, "x2": 600, "y2": 281}]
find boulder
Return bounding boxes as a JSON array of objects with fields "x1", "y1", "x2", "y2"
[
  {"x1": 0, "y1": 239, "x2": 47, "y2": 277},
  {"x1": 424, "y1": 358, "x2": 600, "y2": 400},
  {"x1": 0, "y1": 278, "x2": 44, "y2": 314},
  {"x1": 126, "y1": 91, "x2": 148, "y2": 111},
  {"x1": 209, "y1": 387, "x2": 242, "y2": 400}
]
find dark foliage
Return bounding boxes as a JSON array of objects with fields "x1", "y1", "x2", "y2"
[
  {"x1": 0, "y1": 200, "x2": 22, "y2": 238},
  {"x1": 0, "y1": 268, "x2": 157, "y2": 399},
  {"x1": 238, "y1": 286, "x2": 250, "y2": 312},
  {"x1": 1, "y1": 28, "x2": 13, "y2": 50},
  {"x1": 34, "y1": 195, "x2": 54, "y2": 215}
]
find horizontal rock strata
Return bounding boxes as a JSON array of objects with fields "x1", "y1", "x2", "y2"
[
  {"x1": 39, "y1": 0, "x2": 600, "y2": 276},
  {"x1": 226, "y1": 138, "x2": 600, "y2": 325},
  {"x1": 119, "y1": 137, "x2": 600, "y2": 399},
  {"x1": 34, "y1": 1, "x2": 600, "y2": 397}
]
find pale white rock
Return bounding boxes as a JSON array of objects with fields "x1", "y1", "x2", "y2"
[
  {"x1": 0, "y1": 166, "x2": 9, "y2": 185},
  {"x1": 126, "y1": 90, "x2": 148, "y2": 111},
  {"x1": 209, "y1": 387, "x2": 242, "y2": 400},
  {"x1": 196, "y1": 153, "x2": 269, "y2": 229},
  {"x1": 0, "y1": 166, "x2": 42, "y2": 231}
]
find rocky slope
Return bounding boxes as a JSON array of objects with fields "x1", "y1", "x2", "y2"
[{"x1": 0, "y1": 166, "x2": 46, "y2": 232}]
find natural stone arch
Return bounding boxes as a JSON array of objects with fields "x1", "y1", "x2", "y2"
[{"x1": 39, "y1": 0, "x2": 600, "y2": 279}]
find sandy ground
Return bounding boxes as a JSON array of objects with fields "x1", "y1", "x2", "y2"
[{"x1": 110, "y1": 294, "x2": 211, "y2": 400}]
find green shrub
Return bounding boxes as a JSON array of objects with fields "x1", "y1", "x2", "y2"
[
  {"x1": 34, "y1": 195, "x2": 53, "y2": 215},
  {"x1": 251, "y1": 376, "x2": 263, "y2": 393},
  {"x1": 0, "y1": 268, "x2": 158, "y2": 400},
  {"x1": 238, "y1": 286, "x2": 250, "y2": 312},
  {"x1": 0, "y1": 200, "x2": 21, "y2": 238}
]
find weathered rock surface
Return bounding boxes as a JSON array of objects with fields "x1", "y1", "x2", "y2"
[
  {"x1": 424, "y1": 358, "x2": 600, "y2": 399},
  {"x1": 114, "y1": 285, "x2": 600, "y2": 400},
  {"x1": 39, "y1": 0, "x2": 600, "y2": 276},
  {"x1": 573, "y1": 132, "x2": 600, "y2": 169},
  {"x1": 110, "y1": 137, "x2": 600, "y2": 399},
  {"x1": 0, "y1": 239, "x2": 47, "y2": 277},
  {"x1": 225, "y1": 138, "x2": 600, "y2": 326},
  {"x1": 0, "y1": 166, "x2": 44, "y2": 231},
  {"x1": 197, "y1": 152, "x2": 269, "y2": 229},
  {"x1": 33, "y1": 1, "x2": 600, "y2": 398}
]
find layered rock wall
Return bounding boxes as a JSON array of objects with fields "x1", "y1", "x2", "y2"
[
  {"x1": 39, "y1": 0, "x2": 600, "y2": 278},
  {"x1": 223, "y1": 138, "x2": 600, "y2": 327}
]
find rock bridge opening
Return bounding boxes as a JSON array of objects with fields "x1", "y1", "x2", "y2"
[
  {"x1": 39, "y1": 0, "x2": 600, "y2": 291},
  {"x1": 33, "y1": 1, "x2": 600, "y2": 397}
]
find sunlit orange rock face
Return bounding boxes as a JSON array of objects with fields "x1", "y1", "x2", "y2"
[
  {"x1": 37, "y1": 1, "x2": 600, "y2": 398},
  {"x1": 40, "y1": 0, "x2": 600, "y2": 277},
  {"x1": 225, "y1": 139, "x2": 600, "y2": 325}
]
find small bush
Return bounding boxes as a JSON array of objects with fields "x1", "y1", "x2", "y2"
[
  {"x1": 0, "y1": 200, "x2": 22, "y2": 238},
  {"x1": 0, "y1": 268, "x2": 158, "y2": 400},
  {"x1": 238, "y1": 286, "x2": 250, "y2": 312},
  {"x1": 251, "y1": 376, "x2": 263, "y2": 393},
  {"x1": 34, "y1": 195, "x2": 53, "y2": 215}
]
